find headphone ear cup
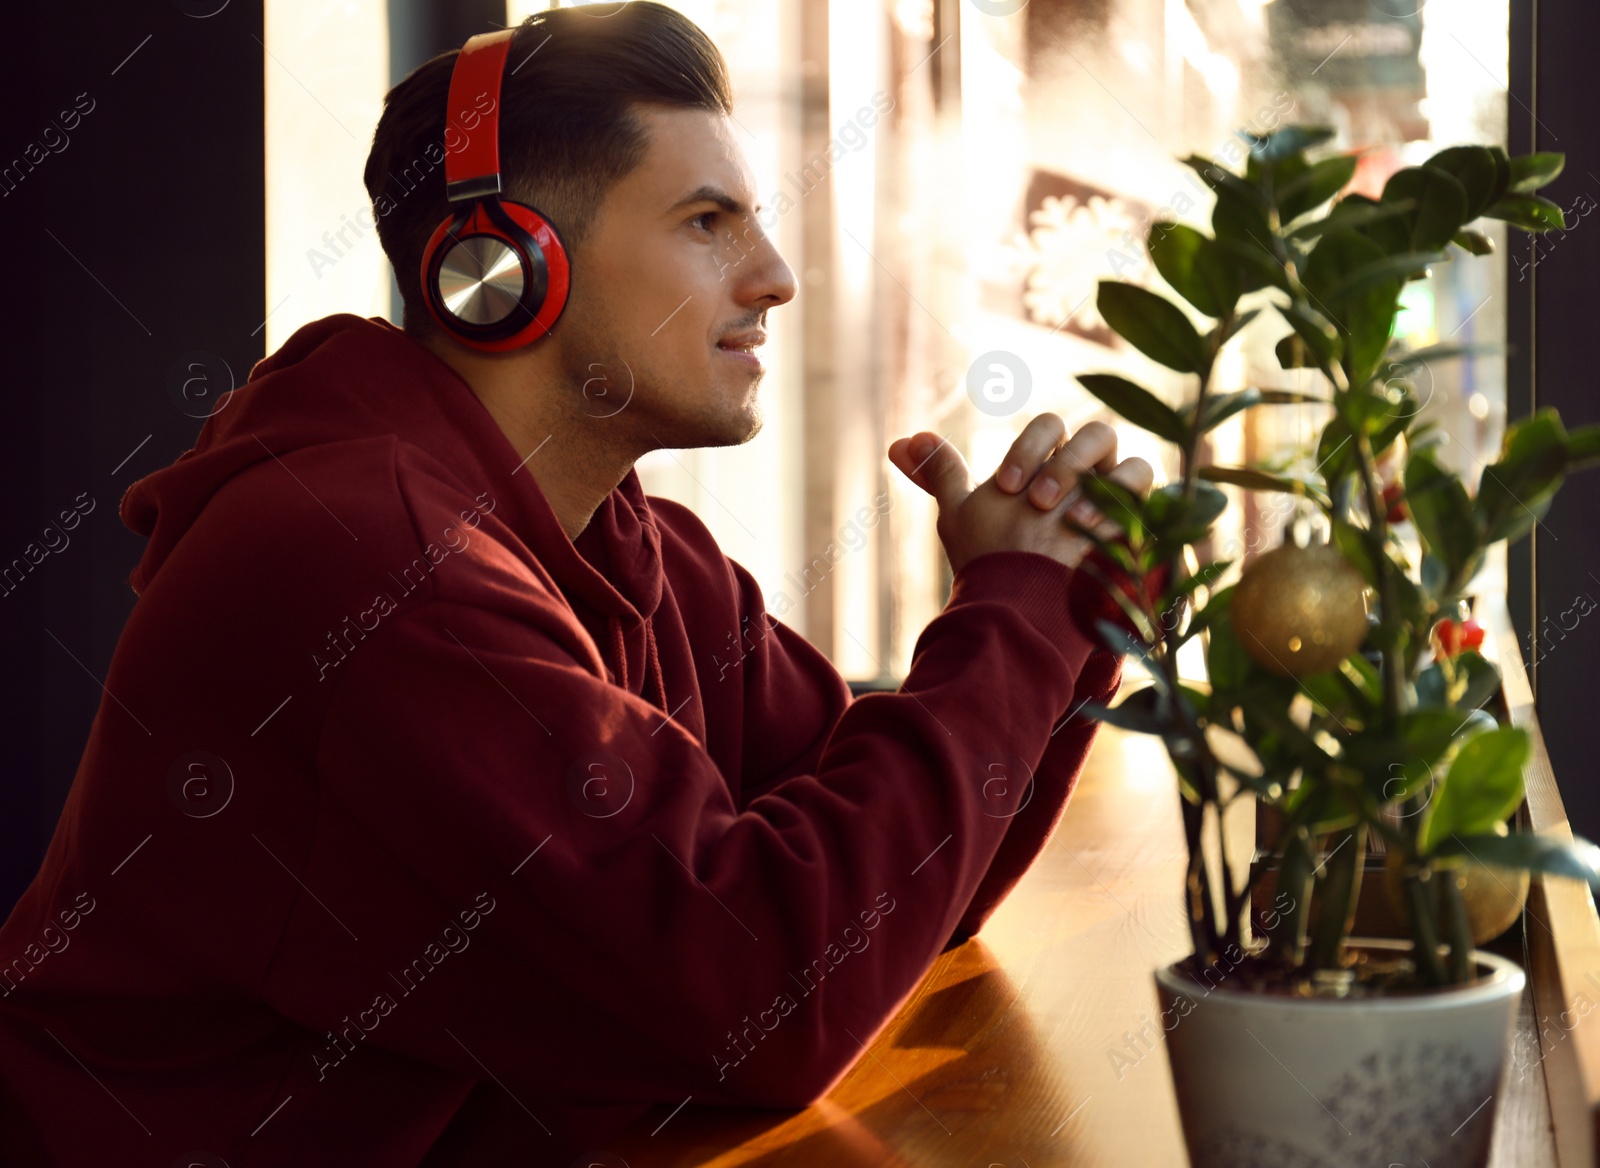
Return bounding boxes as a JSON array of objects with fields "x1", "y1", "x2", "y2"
[
  {"x1": 492, "y1": 199, "x2": 571, "y2": 343},
  {"x1": 419, "y1": 199, "x2": 571, "y2": 352}
]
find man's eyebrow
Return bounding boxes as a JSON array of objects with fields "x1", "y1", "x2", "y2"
[{"x1": 666, "y1": 184, "x2": 760, "y2": 217}]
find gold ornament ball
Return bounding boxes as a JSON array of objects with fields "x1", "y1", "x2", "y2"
[
  {"x1": 1232, "y1": 542, "x2": 1370, "y2": 677},
  {"x1": 1382, "y1": 855, "x2": 1529, "y2": 945},
  {"x1": 1456, "y1": 861, "x2": 1530, "y2": 944}
]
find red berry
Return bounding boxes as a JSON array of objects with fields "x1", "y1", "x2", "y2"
[
  {"x1": 1068, "y1": 544, "x2": 1172, "y2": 643},
  {"x1": 1381, "y1": 483, "x2": 1408, "y2": 525},
  {"x1": 1432, "y1": 617, "x2": 1484, "y2": 658}
]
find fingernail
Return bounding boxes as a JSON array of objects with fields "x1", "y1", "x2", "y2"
[
  {"x1": 998, "y1": 464, "x2": 1022, "y2": 491},
  {"x1": 1072, "y1": 498, "x2": 1100, "y2": 523},
  {"x1": 1031, "y1": 477, "x2": 1061, "y2": 506},
  {"x1": 911, "y1": 436, "x2": 934, "y2": 460}
]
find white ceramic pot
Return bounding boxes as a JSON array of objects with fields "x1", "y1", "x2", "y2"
[{"x1": 1154, "y1": 944, "x2": 1526, "y2": 1168}]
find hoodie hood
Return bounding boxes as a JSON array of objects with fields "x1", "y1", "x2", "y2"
[{"x1": 120, "y1": 313, "x2": 669, "y2": 708}]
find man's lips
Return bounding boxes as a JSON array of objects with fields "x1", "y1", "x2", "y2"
[
  {"x1": 716, "y1": 330, "x2": 766, "y2": 371},
  {"x1": 716, "y1": 329, "x2": 766, "y2": 350}
]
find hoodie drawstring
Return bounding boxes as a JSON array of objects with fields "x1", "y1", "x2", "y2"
[
  {"x1": 644, "y1": 618, "x2": 667, "y2": 713},
  {"x1": 608, "y1": 614, "x2": 628, "y2": 691},
  {"x1": 608, "y1": 612, "x2": 668, "y2": 714}
]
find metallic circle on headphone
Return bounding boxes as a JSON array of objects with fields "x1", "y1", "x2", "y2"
[{"x1": 437, "y1": 235, "x2": 526, "y2": 326}]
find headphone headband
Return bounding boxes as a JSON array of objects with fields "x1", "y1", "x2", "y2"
[
  {"x1": 421, "y1": 24, "x2": 570, "y2": 350},
  {"x1": 443, "y1": 29, "x2": 516, "y2": 203}
]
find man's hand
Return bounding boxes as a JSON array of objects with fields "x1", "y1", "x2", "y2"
[{"x1": 886, "y1": 415, "x2": 1154, "y2": 575}]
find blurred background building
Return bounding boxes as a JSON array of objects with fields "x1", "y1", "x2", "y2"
[
  {"x1": 263, "y1": 0, "x2": 1516, "y2": 685},
  {"x1": 6, "y1": 0, "x2": 1596, "y2": 916}
]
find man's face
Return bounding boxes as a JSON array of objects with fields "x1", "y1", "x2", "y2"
[{"x1": 553, "y1": 104, "x2": 797, "y2": 451}]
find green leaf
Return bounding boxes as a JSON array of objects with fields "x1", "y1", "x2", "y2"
[
  {"x1": 1188, "y1": 388, "x2": 1262, "y2": 433},
  {"x1": 1452, "y1": 230, "x2": 1495, "y2": 256},
  {"x1": 1452, "y1": 651, "x2": 1503, "y2": 714},
  {"x1": 1198, "y1": 464, "x2": 1330, "y2": 505},
  {"x1": 1383, "y1": 166, "x2": 1471, "y2": 252},
  {"x1": 1213, "y1": 235, "x2": 1290, "y2": 293},
  {"x1": 1181, "y1": 154, "x2": 1263, "y2": 203},
  {"x1": 1389, "y1": 565, "x2": 1428, "y2": 635},
  {"x1": 1190, "y1": 476, "x2": 1222, "y2": 524},
  {"x1": 1331, "y1": 384, "x2": 1397, "y2": 440},
  {"x1": 1076, "y1": 373, "x2": 1190, "y2": 446},
  {"x1": 1317, "y1": 415, "x2": 1358, "y2": 485},
  {"x1": 1203, "y1": 587, "x2": 1254, "y2": 691},
  {"x1": 1486, "y1": 145, "x2": 1513, "y2": 206},
  {"x1": 1276, "y1": 334, "x2": 1311, "y2": 370},
  {"x1": 1344, "y1": 707, "x2": 1463, "y2": 771},
  {"x1": 1279, "y1": 154, "x2": 1359, "y2": 223},
  {"x1": 1381, "y1": 341, "x2": 1499, "y2": 375},
  {"x1": 1212, "y1": 179, "x2": 1274, "y2": 245},
  {"x1": 1419, "y1": 727, "x2": 1531, "y2": 854},
  {"x1": 1287, "y1": 194, "x2": 1415, "y2": 242},
  {"x1": 1240, "y1": 681, "x2": 1339, "y2": 770},
  {"x1": 1167, "y1": 558, "x2": 1233, "y2": 603},
  {"x1": 1082, "y1": 685, "x2": 1171, "y2": 735},
  {"x1": 1376, "y1": 402, "x2": 1420, "y2": 455},
  {"x1": 1379, "y1": 755, "x2": 1438, "y2": 806},
  {"x1": 1299, "y1": 670, "x2": 1355, "y2": 724},
  {"x1": 1566, "y1": 423, "x2": 1600, "y2": 471},
  {"x1": 1096, "y1": 282, "x2": 1208, "y2": 374},
  {"x1": 1475, "y1": 409, "x2": 1569, "y2": 542},
  {"x1": 1321, "y1": 251, "x2": 1449, "y2": 304},
  {"x1": 1302, "y1": 231, "x2": 1402, "y2": 386},
  {"x1": 1094, "y1": 618, "x2": 1156, "y2": 662},
  {"x1": 1341, "y1": 652, "x2": 1382, "y2": 704},
  {"x1": 1433, "y1": 832, "x2": 1600, "y2": 887},
  {"x1": 1485, "y1": 193, "x2": 1567, "y2": 232},
  {"x1": 1423, "y1": 145, "x2": 1501, "y2": 220},
  {"x1": 1330, "y1": 517, "x2": 1376, "y2": 585},
  {"x1": 1148, "y1": 223, "x2": 1240, "y2": 318},
  {"x1": 1506, "y1": 151, "x2": 1566, "y2": 195},
  {"x1": 1078, "y1": 475, "x2": 1150, "y2": 545},
  {"x1": 1257, "y1": 389, "x2": 1331, "y2": 405},
  {"x1": 1210, "y1": 307, "x2": 1263, "y2": 351},
  {"x1": 1405, "y1": 450, "x2": 1481, "y2": 580},
  {"x1": 1280, "y1": 301, "x2": 1343, "y2": 370},
  {"x1": 1252, "y1": 124, "x2": 1337, "y2": 162}
]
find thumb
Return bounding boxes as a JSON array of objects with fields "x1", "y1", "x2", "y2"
[{"x1": 890, "y1": 433, "x2": 970, "y2": 512}]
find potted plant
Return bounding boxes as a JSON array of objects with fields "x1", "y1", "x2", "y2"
[{"x1": 1060, "y1": 124, "x2": 1600, "y2": 1166}]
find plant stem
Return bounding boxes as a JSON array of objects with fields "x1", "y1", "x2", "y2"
[
  {"x1": 1212, "y1": 775, "x2": 1247, "y2": 951},
  {"x1": 1307, "y1": 823, "x2": 1365, "y2": 970},
  {"x1": 1165, "y1": 332, "x2": 1233, "y2": 959},
  {"x1": 1271, "y1": 827, "x2": 1315, "y2": 968},
  {"x1": 1181, "y1": 335, "x2": 1221, "y2": 503},
  {"x1": 1402, "y1": 869, "x2": 1447, "y2": 986},
  {"x1": 1350, "y1": 431, "x2": 1407, "y2": 720},
  {"x1": 1439, "y1": 867, "x2": 1476, "y2": 982},
  {"x1": 1180, "y1": 788, "x2": 1220, "y2": 958}
]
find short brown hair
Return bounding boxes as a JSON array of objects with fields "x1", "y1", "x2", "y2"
[{"x1": 362, "y1": 2, "x2": 734, "y2": 337}]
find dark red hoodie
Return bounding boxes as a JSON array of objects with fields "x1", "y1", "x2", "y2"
[{"x1": 0, "y1": 314, "x2": 1119, "y2": 1166}]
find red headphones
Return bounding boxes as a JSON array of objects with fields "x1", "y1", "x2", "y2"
[{"x1": 420, "y1": 28, "x2": 571, "y2": 351}]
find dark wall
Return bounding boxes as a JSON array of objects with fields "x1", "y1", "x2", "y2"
[
  {"x1": 1508, "y1": 0, "x2": 1600, "y2": 838},
  {"x1": 0, "y1": 2, "x2": 511, "y2": 918},
  {"x1": 0, "y1": 1, "x2": 266, "y2": 914},
  {"x1": 386, "y1": 0, "x2": 507, "y2": 320}
]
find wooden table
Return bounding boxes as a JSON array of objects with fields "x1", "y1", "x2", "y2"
[{"x1": 609, "y1": 596, "x2": 1575, "y2": 1166}]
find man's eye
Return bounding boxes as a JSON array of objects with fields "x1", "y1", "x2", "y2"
[{"x1": 690, "y1": 211, "x2": 717, "y2": 233}]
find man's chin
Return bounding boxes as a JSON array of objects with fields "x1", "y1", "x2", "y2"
[{"x1": 697, "y1": 410, "x2": 763, "y2": 449}]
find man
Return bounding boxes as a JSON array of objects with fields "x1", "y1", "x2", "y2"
[{"x1": 0, "y1": 4, "x2": 1151, "y2": 1165}]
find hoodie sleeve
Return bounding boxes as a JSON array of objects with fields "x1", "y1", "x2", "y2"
[
  {"x1": 943, "y1": 644, "x2": 1124, "y2": 947},
  {"x1": 291, "y1": 549, "x2": 1105, "y2": 1111},
  {"x1": 724, "y1": 552, "x2": 1122, "y2": 944}
]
